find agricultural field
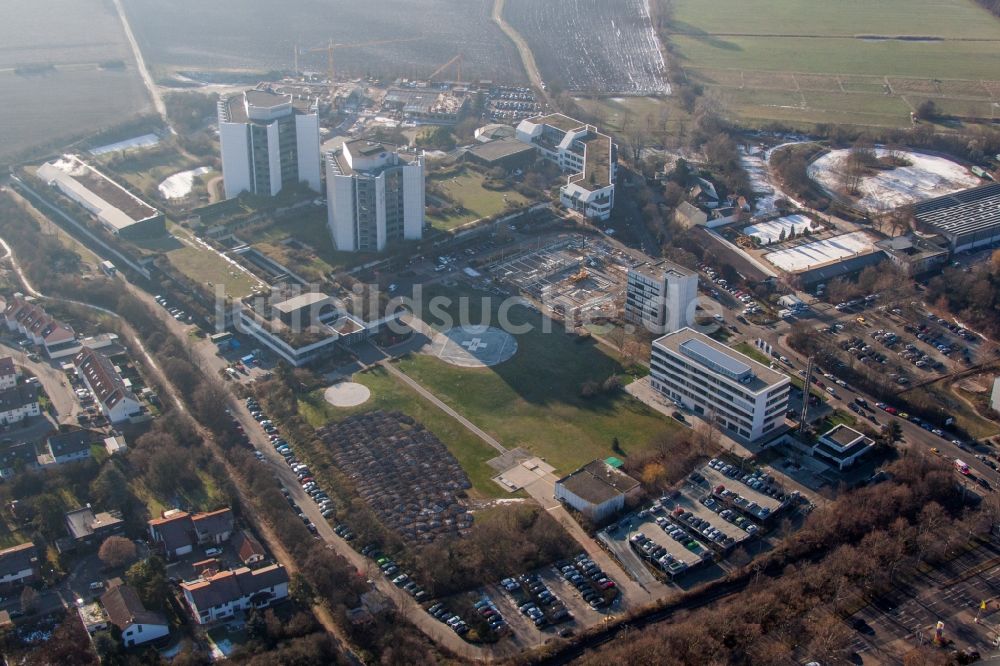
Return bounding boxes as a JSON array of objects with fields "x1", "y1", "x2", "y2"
[
  {"x1": 121, "y1": 0, "x2": 526, "y2": 83},
  {"x1": 505, "y1": 0, "x2": 669, "y2": 94},
  {"x1": 398, "y1": 286, "x2": 679, "y2": 474},
  {"x1": 427, "y1": 169, "x2": 531, "y2": 230},
  {"x1": 0, "y1": 0, "x2": 149, "y2": 160},
  {"x1": 666, "y1": 0, "x2": 1000, "y2": 127}
]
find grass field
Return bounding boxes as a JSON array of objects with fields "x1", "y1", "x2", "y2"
[
  {"x1": 666, "y1": 0, "x2": 1000, "y2": 127},
  {"x1": 428, "y1": 169, "x2": 530, "y2": 230},
  {"x1": 395, "y1": 286, "x2": 679, "y2": 473},
  {"x1": 298, "y1": 367, "x2": 508, "y2": 498},
  {"x1": 253, "y1": 206, "x2": 373, "y2": 276},
  {"x1": 165, "y1": 239, "x2": 263, "y2": 298}
]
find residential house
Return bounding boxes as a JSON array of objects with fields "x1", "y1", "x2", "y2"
[
  {"x1": 0, "y1": 442, "x2": 38, "y2": 479},
  {"x1": 44, "y1": 429, "x2": 102, "y2": 465},
  {"x1": 233, "y1": 530, "x2": 266, "y2": 567},
  {"x1": 73, "y1": 347, "x2": 141, "y2": 423},
  {"x1": 181, "y1": 563, "x2": 289, "y2": 624},
  {"x1": 0, "y1": 384, "x2": 39, "y2": 425},
  {"x1": 1, "y1": 297, "x2": 79, "y2": 359},
  {"x1": 0, "y1": 542, "x2": 39, "y2": 590},
  {"x1": 101, "y1": 584, "x2": 169, "y2": 647},
  {"x1": 0, "y1": 356, "x2": 18, "y2": 390},
  {"x1": 148, "y1": 508, "x2": 234, "y2": 560},
  {"x1": 65, "y1": 506, "x2": 124, "y2": 544}
]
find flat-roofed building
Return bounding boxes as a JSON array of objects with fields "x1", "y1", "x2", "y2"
[
  {"x1": 326, "y1": 139, "x2": 425, "y2": 252},
  {"x1": 218, "y1": 88, "x2": 321, "y2": 198},
  {"x1": 464, "y1": 137, "x2": 537, "y2": 171},
  {"x1": 914, "y1": 183, "x2": 1000, "y2": 253},
  {"x1": 625, "y1": 260, "x2": 699, "y2": 335},
  {"x1": 554, "y1": 459, "x2": 641, "y2": 522},
  {"x1": 813, "y1": 424, "x2": 875, "y2": 470},
  {"x1": 515, "y1": 114, "x2": 617, "y2": 221},
  {"x1": 36, "y1": 156, "x2": 165, "y2": 239},
  {"x1": 875, "y1": 233, "x2": 949, "y2": 276},
  {"x1": 650, "y1": 328, "x2": 790, "y2": 442}
]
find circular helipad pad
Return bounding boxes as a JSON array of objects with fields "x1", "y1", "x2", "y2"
[
  {"x1": 323, "y1": 382, "x2": 371, "y2": 407},
  {"x1": 429, "y1": 325, "x2": 518, "y2": 368}
]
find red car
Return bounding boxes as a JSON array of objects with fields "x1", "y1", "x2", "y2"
[{"x1": 885, "y1": 407, "x2": 897, "y2": 415}]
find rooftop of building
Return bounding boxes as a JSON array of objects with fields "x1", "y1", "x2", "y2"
[
  {"x1": 0, "y1": 384, "x2": 37, "y2": 413},
  {"x1": 222, "y1": 87, "x2": 316, "y2": 124},
  {"x1": 521, "y1": 114, "x2": 615, "y2": 190},
  {"x1": 875, "y1": 233, "x2": 949, "y2": 258},
  {"x1": 556, "y1": 459, "x2": 640, "y2": 505},
  {"x1": 47, "y1": 428, "x2": 102, "y2": 457},
  {"x1": 73, "y1": 347, "x2": 138, "y2": 411},
  {"x1": 0, "y1": 542, "x2": 37, "y2": 575},
  {"x1": 102, "y1": 583, "x2": 166, "y2": 629},
  {"x1": 66, "y1": 506, "x2": 123, "y2": 540},
  {"x1": 528, "y1": 113, "x2": 587, "y2": 133},
  {"x1": 271, "y1": 292, "x2": 333, "y2": 315},
  {"x1": 465, "y1": 137, "x2": 536, "y2": 164},
  {"x1": 653, "y1": 327, "x2": 789, "y2": 392},
  {"x1": 0, "y1": 356, "x2": 15, "y2": 377},
  {"x1": 181, "y1": 563, "x2": 288, "y2": 609},
  {"x1": 629, "y1": 259, "x2": 696, "y2": 282},
  {"x1": 914, "y1": 183, "x2": 1000, "y2": 238},
  {"x1": 37, "y1": 156, "x2": 160, "y2": 227},
  {"x1": 821, "y1": 424, "x2": 869, "y2": 449},
  {"x1": 329, "y1": 139, "x2": 421, "y2": 177}
]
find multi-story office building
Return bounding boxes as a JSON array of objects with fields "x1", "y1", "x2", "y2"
[
  {"x1": 326, "y1": 139, "x2": 425, "y2": 252},
  {"x1": 218, "y1": 89, "x2": 321, "y2": 198},
  {"x1": 625, "y1": 260, "x2": 699, "y2": 334},
  {"x1": 515, "y1": 114, "x2": 617, "y2": 221},
  {"x1": 650, "y1": 328, "x2": 790, "y2": 442}
]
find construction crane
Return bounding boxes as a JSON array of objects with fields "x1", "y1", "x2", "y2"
[
  {"x1": 296, "y1": 37, "x2": 424, "y2": 92},
  {"x1": 428, "y1": 54, "x2": 463, "y2": 84}
]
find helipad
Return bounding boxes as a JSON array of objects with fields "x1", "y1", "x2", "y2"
[
  {"x1": 323, "y1": 382, "x2": 371, "y2": 407},
  {"x1": 428, "y1": 325, "x2": 518, "y2": 368}
]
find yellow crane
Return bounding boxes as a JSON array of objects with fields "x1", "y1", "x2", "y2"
[
  {"x1": 297, "y1": 37, "x2": 424, "y2": 92},
  {"x1": 428, "y1": 54, "x2": 463, "y2": 84}
]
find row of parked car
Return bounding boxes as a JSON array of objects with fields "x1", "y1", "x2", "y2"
[
  {"x1": 426, "y1": 601, "x2": 470, "y2": 636},
  {"x1": 473, "y1": 596, "x2": 508, "y2": 635},
  {"x1": 557, "y1": 554, "x2": 617, "y2": 609},
  {"x1": 246, "y1": 397, "x2": 333, "y2": 534},
  {"x1": 358, "y1": 544, "x2": 431, "y2": 604},
  {"x1": 153, "y1": 294, "x2": 191, "y2": 323},
  {"x1": 503, "y1": 572, "x2": 570, "y2": 628},
  {"x1": 629, "y1": 532, "x2": 690, "y2": 577},
  {"x1": 675, "y1": 505, "x2": 744, "y2": 543}
]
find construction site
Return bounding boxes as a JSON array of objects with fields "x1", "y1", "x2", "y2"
[{"x1": 484, "y1": 235, "x2": 631, "y2": 324}]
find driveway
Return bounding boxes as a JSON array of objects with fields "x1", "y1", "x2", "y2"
[{"x1": 0, "y1": 337, "x2": 79, "y2": 425}]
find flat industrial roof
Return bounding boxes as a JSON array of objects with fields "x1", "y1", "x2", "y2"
[
  {"x1": 653, "y1": 328, "x2": 789, "y2": 392},
  {"x1": 466, "y1": 137, "x2": 536, "y2": 162},
  {"x1": 557, "y1": 459, "x2": 639, "y2": 505},
  {"x1": 915, "y1": 183, "x2": 1000, "y2": 239},
  {"x1": 822, "y1": 424, "x2": 867, "y2": 448}
]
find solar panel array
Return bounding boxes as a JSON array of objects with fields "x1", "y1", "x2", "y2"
[{"x1": 915, "y1": 183, "x2": 1000, "y2": 240}]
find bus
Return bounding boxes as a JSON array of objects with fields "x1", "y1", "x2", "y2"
[{"x1": 955, "y1": 459, "x2": 970, "y2": 475}]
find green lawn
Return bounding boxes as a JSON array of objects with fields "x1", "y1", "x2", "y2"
[
  {"x1": 732, "y1": 342, "x2": 773, "y2": 366},
  {"x1": 165, "y1": 241, "x2": 263, "y2": 298},
  {"x1": 298, "y1": 366, "x2": 509, "y2": 498},
  {"x1": 252, "y1": 206, "x2": 373, "y2": 276},
  {"x1": 428, "y1": 169, "x2": 530, "y2": 230},
  {"x1": 394, "y1": 286, "x2": 679, "y2": 474}
]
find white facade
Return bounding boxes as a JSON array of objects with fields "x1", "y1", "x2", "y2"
[
  {"x1": 326, "y1": 140, "x2": 425, "y2": 252},
  {"x1": 218, "y1": 90, "x2": 321, "y2": 198},
  {"x1": 625, "y1": 261, "x2": 699, "y2": 335},
  {"x1": 553, "y1": 484, "x2": 624, "y2": 522},
  {"x1": 0, "y1": 394, "x2": 39, "y2": 426},
  {"x1": 515, "y1": 114, "x2": 617, "y2": 221},
  {"x1": 650, "y1": 329, "x2": 790, "y2": 442},
  {"x1": 992, "y1": 376, "x2": 1000, "y2": 414},
  {"x1": 122, "y1": 620, "x2": 169, "y2": 647}
]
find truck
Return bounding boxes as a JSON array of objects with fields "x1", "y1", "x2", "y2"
[
  {"x1": 955, "y1": 459, "x2": 970, "y2": 475},
  {"x1": 99, "y1": 260, "x2": 117, "y2": 277}
]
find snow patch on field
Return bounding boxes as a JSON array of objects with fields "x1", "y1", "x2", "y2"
[
  {"x1": 158, "y1": 166, "x2": 210, "y2": 199},
  {"x1": 808, "y1": 149, "x2": 979, "y2": 211},
  {"x1": 764, "y1": 231, "x2": 876, "y2": 273},
  {"x1": 743, "y1": 214, "x2": 815, "y2": 244}
]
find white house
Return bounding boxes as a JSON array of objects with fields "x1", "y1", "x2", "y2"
[
  {"x1": 181, "y1": 563, "x2": 289, "y2": 625},
  {"x1": 625, "y1": 260, "x2": 699, "y2": 335},
  {"x1": 101, "y1": 584, "x2": 169, "y2": 647},
  {"x1": 0, "y1": 357, "x2": 18, "y2": 390},
  {"x1": 73, "y1": 347, "x2": 141, "y2": 423},
  {"x1": 0, "y1": 385, "x2": 40, "y2": 426},
  {"x1": 0, "y1": 542, "x2": 39, "y2": 590}
]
